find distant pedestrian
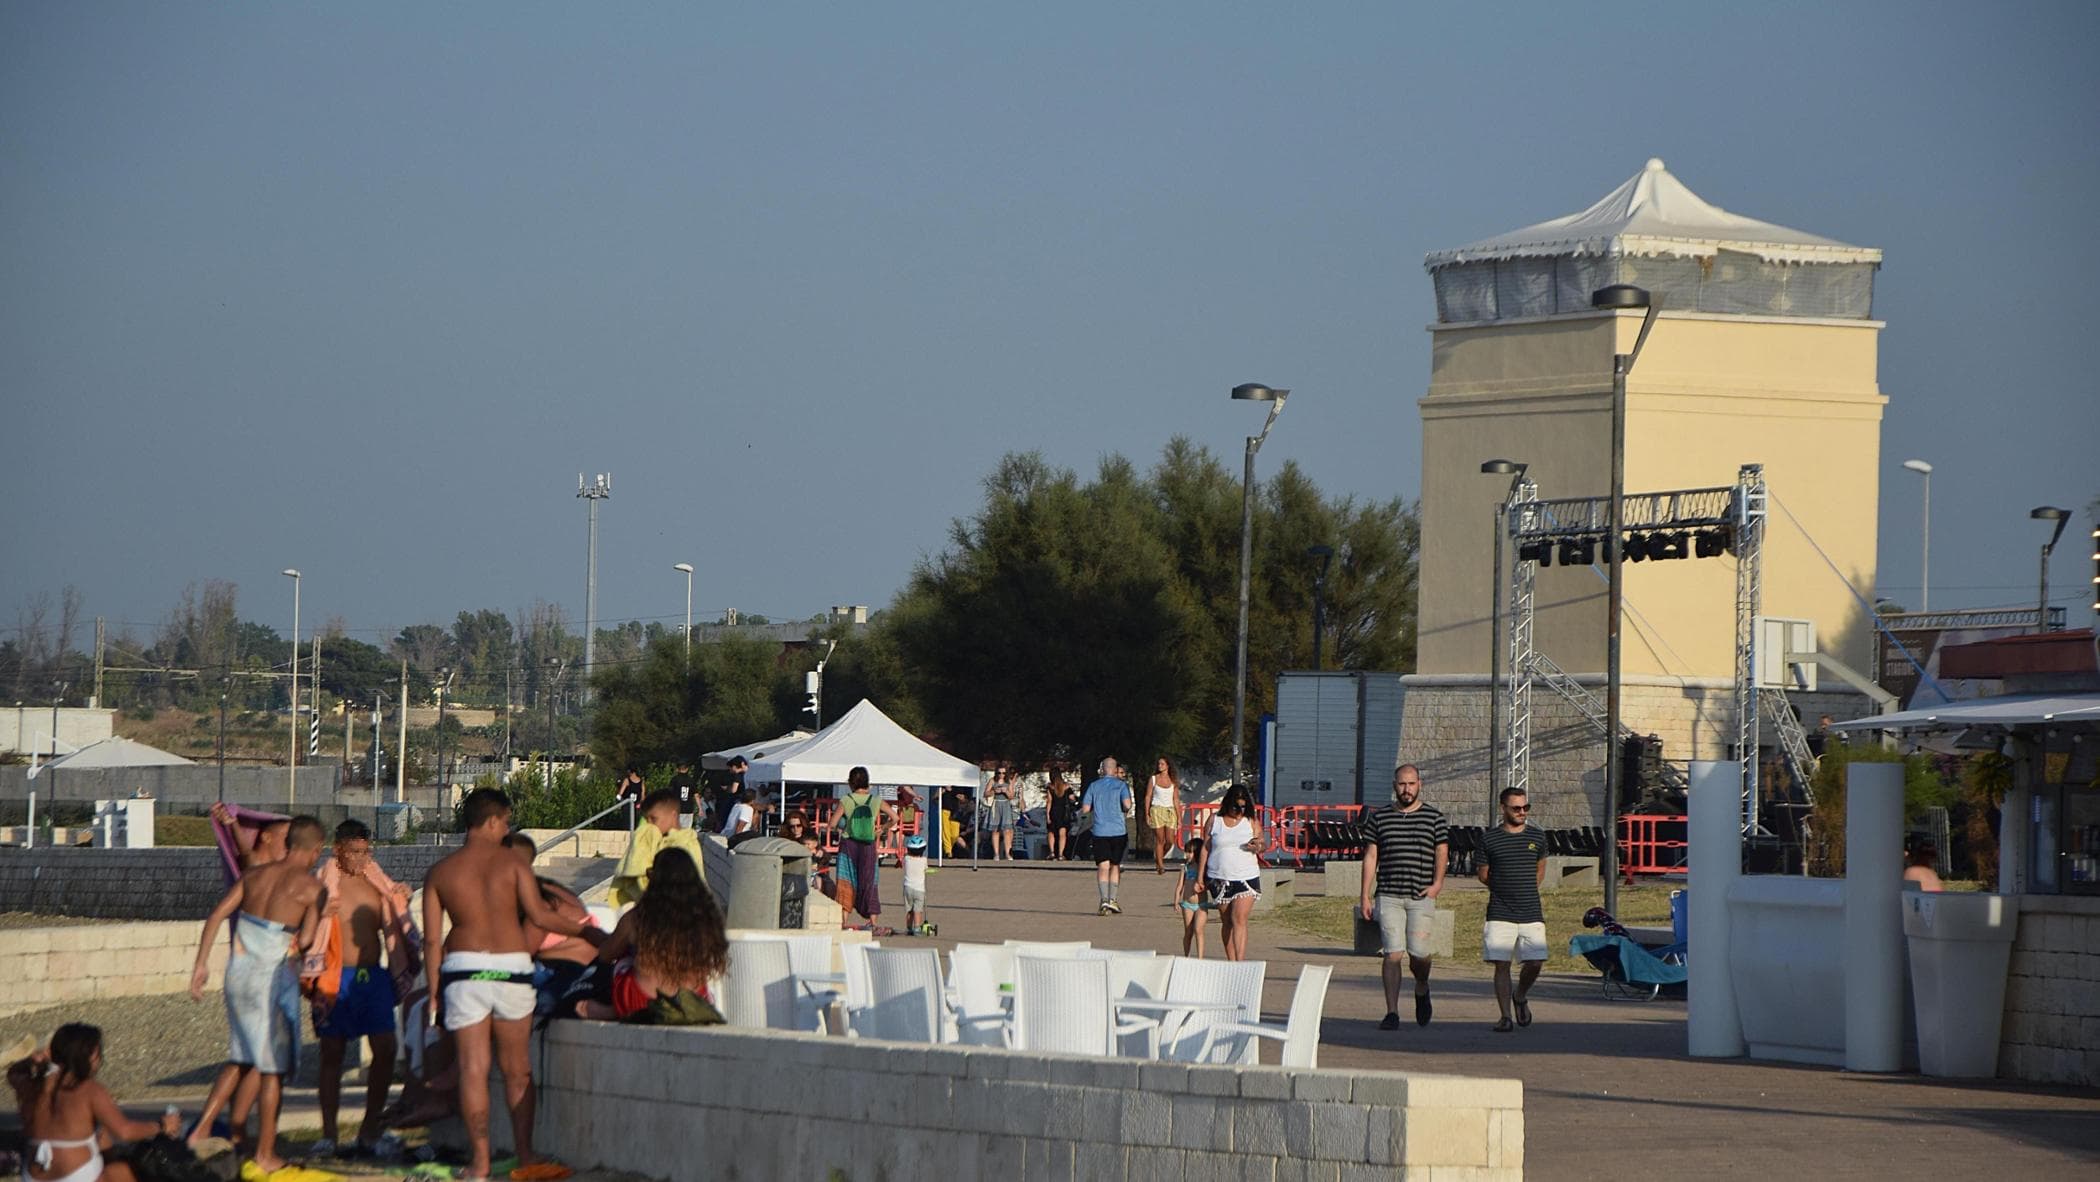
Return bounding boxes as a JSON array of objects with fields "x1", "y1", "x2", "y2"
[
  {"x1": 1080, "y1": 758, "x2": 1133, "y2": 915},
  {"x1": 1904, "y1": 839, "x2": 1944, "y2": 892},
  {"x1": 987, "y1": 767, "x2": 1018, "y2": 861},
  {"x1": 669, "y1": 760, "x2": 700, "y2": 829},
  {"x1": 1147, "y1": 758, "x2": 1182, "y2": 874},
  {"x1": 830, "y1": 767, "x2": 893, "y2": 930},
  {"x1": 1194, "y1": 784, "x2": 1264, "y2": 960},
  {"x1": 1360, "y1": 764, "x2": 1448, "y2": 1030},
  {"x1": 1176, "y1": 834, "x2": 1213, "y2": 957},
  {"x1": 615, "y1": 767, "x2": 646, "y2": 816},
  {"x1": 1045, "y1": 772, "x2": 1075, "y2": 861},
  {"x1": 1478, "y1": 787, "x2": 1548, "y2": 1033},
  {"x1": 720, "y1": 789, "x2": 758, "y2": 838}
]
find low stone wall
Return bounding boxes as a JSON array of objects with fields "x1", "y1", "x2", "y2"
[
  {"x1": 452, "y1": 1021, "x2": 1524, "y2": 1180},
  {"x1": 2000, "y1": 894, "x2": 2100, "y2": 1087},
  {"x1": 0, "y1": 920, "x2": 229, "y2": 1018},
  {"x1": 0, "y1": 846, "x2": 455, "y2": 920}
]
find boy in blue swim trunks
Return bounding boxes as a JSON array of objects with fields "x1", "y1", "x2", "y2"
[{"x1": 312, "y1": 819, "x2": 404, "y2": 1158}]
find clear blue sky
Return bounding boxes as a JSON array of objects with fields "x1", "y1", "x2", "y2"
[{"x1": 3, "y1": 2, "x2": 2095, "y2": 653}]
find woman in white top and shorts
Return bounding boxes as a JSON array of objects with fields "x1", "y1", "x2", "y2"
[
  {"x1": 1193, "y1": 783, "x2": 1265, "y2": 961},
  {"x1": 1147, "y1": 758, "x2": 1181, "y2": 874}
]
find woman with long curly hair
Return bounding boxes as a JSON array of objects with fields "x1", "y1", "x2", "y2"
[{"x1": 580, "y1": 848, "x2": 729, "y2": 1021}]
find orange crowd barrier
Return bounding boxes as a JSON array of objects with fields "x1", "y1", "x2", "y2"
[{"x1": 1620, "y1": 814, "x2": 1689, "y2": 876}]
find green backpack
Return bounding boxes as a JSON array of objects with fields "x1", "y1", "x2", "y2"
[{"x1": 625, "y1": 987, "x2": 724, "y2": 1027}]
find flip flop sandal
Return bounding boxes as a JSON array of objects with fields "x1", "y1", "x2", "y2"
[
  {"x1": 1491, "y1": 1017, "x2": 1516, "y2": 1033},
  {"x1": 406, "y1": 1163, "x2": 458, "y2": 1179},
  {"x1": 1514, "y1": 998, "x2": 1532, "y2": 1027}
]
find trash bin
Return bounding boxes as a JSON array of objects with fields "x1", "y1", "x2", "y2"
[
  {"x1": 1902, "y1": 892, "x2": 2017, "y2": 1078},
  {"x1": 727, "y1": 836, "x2": 814, "y2": 930}
]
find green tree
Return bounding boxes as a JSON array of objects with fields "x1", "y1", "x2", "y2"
[
  {"x1": 891, "y1": 452, "x2": 1206, "y2": 765},
  {"x1": 589, "y1": 633, "x2": 794, "y2": 771}
]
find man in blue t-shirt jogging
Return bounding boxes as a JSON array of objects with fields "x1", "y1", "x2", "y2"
[{"x1": 1079, "y1": 757, "x2": 1134, "y2": 915}]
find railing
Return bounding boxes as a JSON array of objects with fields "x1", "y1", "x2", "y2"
[{"x1": 539, "y1": 797, "x2": 637, "y2": 858}]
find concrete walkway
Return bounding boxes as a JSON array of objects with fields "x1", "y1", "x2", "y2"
[{"x1": 915, "y1": 856, "x2": 2100, "y2": 1181}]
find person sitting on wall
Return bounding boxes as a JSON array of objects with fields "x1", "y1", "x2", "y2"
[
  {"x1": 611, "y1": 789, "x2": 704, "y2": 906},
  {"x1": 1903, "y1": 838, "x2": 1945, "y2": 892},
  {"x1": 574, "y1": 848, "x2": 727, "y2": 1024}
]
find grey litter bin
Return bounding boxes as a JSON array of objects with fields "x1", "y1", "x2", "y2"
[
  {"x1": 727, "y1": 836, "x2": 815, "y2": 931},
  {"x1": 1903, "y1": 891, "x2": 2017, "y2": 1078}
]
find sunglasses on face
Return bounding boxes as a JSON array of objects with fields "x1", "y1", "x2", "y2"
[{"x1": 1506, "y1": 804, "x2": 1530, "y2": 812}]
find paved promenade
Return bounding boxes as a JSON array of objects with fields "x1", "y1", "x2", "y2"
[{"x1": 919, "y1": 856, "x2": 2100, "y2": 1181}]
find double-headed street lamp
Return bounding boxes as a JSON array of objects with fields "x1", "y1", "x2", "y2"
[
  {"x1": 2031, "y1": 506, "x2": 2071, "y2": 632},
  {"x1": 673, "y1": 563, "x2": 695, "y2": 658},
  {"x1": 1480, "y1": 459, "x2": 1529, "y2": 814},
  {"x1": 1230, "y1": 383, "x2": 1289, "y2": 791},
  {"x1": 1901, "y1": 460, "x2": 1933, "y2": 611},
  {"x1": 282, "y1": 568, "x2": 301, "y2": 807},
  {"x1": 1592, "y1": 283, "x2": 1661, "y2": 915}
]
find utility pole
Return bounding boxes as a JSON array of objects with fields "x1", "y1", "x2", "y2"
[
  {"x1": 217, "y1": 688, "x2": 228, "y2": 802},
  {"x1": 396, "y1": 659, "x2": 408, "y2": 804},
  {"x1": 92, "y1": 618, "x2": 105, "y2": 709},
  {"x1": 577, "y1": 473, "x2": 611, "y2": 712},
  {"x1": 503, "y1": 658, "x2": 514, "y2": 771},
  {"x1": 435, "y1": 667, "x2": 455, "y2": 795}
]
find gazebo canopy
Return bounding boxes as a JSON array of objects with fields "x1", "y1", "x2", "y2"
[
  {"x1": 1424, "y1": 158, "x2": 1881, "y2": 323},
  {"x1": 745, "y1": 700, "x2": 979, "y2": 789},
  {"x1": 701, "y1": 729, "x2": 814, "y2": 771},
  {"x1": 48, "y1": 736, "x2": 195, "y2": 769}
]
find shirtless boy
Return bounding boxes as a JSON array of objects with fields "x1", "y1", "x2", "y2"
[
  {"x1": 424, "y1": 788, "x2": 600, "y2": 1181},
  {"x1": 189, "y1": 813, "x2": 293, "y2": 1150},
  {"x1": 314, "y1": 819, "x2": 403, "y2": 1157},
  {"x1": 189, "y1": 815, "x2": 326, "y2": 1173}
]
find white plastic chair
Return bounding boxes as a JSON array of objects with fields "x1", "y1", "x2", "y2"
[
  {"x1": 1155, "y1": 957, "x2": 1266, "y2": 1063},
  {"x1": 1011, "y1": 955, "x2": 1121, "y2": 1056},
  {"x1": 1003, "y1": 940, "x2": 1091, "y2": 958},
  {"x1": 718, "y1": 938, "x2": 798, "y2": 1029},
  {"x1": 840, "y1": 940, "x2": 881, "y2": 1012},
  {"x1": 1208, "y1": 964, "x2": 1331, "y2": 1067},
  {"x1": 946, "y1": 944, "x2": 1012, "y2": 1046},
  {"x1": 1104, "y1": 954, "x2": 1174, "y2": 1057},
  {"x1": 852, "y1": 947, "x2": 944, "y2": 1043},
  {"x1": 732, "y1": 933, "x2": 839, "y2": 1031}
]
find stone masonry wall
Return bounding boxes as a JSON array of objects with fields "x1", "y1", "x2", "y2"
[
  {"x1": 1398, "y1": 676, "x2": 1860, "y2": 829},
  {"x1": 1999, "y1": 895, "x2": 2100, "y2": 1087},
  {"x1": 0, "y1": 846, "x2": 454, "y2": 920},
  {"x1": 0, "y1": 920, "x2": 230, "y2": 1018},
  {"x1": 450, "y1": 1020, "x2": 1525, "y2": 1181}
]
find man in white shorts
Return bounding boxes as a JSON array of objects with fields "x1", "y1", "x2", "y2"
[
  {"x1": 1476, "y1": 787, "x2": 1548, "y2": 1032},
  {"x1": 1359, "y1": 765, "x2": 1448, "y2": 1030}
]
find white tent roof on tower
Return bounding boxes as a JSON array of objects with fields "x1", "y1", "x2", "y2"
[
  {"x1": 744, "y1": 699, "x2": 979, "y2": 788},
  {"x1": 1424, "y1": 158, "x2": 1882, "y2": 267},
  {"x1": 47, "y1": 736, "x2": 196, "y2": 769}
]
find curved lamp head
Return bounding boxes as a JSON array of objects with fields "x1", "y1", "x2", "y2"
[
  {"x1": 1591, "y1": 284, "x2": 1652, "y2": 310},
  {"x1": 1479, "y1": 459, "x2": 1525, "y2": 476},
  {"x1": 1231, "y1": 383, "x2": 1287, "y2": 402},
  {"x1": 282, "y1": 568, "x2": 301, "y2": 579},
  {"x1": 673, "y1": 562, "x2": 694, "y2": 574},
  {"x1": 2032, "y1": 505, "x2": 2072, "y2": 552},
  {"x1": 1901, "y1": 459, "x2": 1933, "y2": 475}
]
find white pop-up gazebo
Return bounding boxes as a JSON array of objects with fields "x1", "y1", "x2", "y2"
[
  {"x1": 746, "y1": 699, "x2": 983, "y2": 863},
  {"x1": 702, "y1": 729, "x2": 814, "y2": 771}
]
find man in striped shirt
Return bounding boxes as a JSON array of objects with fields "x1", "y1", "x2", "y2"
[
  {"x1": 1358, "y1": 764, "x2": 1448, "y2": 1030},
  {"x1": 1478, "y1": 786, "x2": 1549, "y2": 1032}
]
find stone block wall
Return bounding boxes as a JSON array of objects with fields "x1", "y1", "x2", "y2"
[
  {"x1": 0, "y1": 845, "x2": 455, "y2": 920},
  {"x1": 0, "y1": 920, "x2": 228, "y2": 1018},
  {"x1": 1398, "y1": 674, "x2": 1844, "y2": 829},
  {"x1": 518, "y1": 828, "x2": 629, "y2": 860},
  {"x1": 452, "y1": 1021, "x2": 1524, "y2": 1180},
  {"x1": 1999, "y1": 895, "x2": 2100, "y2": 1087}
]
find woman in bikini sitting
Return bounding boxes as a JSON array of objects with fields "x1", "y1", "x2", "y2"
[
  {"x1": 9, "y1": 1024, "x2": 181, "y2": 1182},
  {"x1": 576, "y1": 848, "x2": 728, "y2": 1022}
]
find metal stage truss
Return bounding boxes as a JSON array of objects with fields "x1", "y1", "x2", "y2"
[{"x1": 1502, "y1": 464, "x2": 1769, "y2": 832}]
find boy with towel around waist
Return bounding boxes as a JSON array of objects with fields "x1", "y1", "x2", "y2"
[
  {"x1": 189, "y1": 814, "x2": 327, "y2": 1175},
  {"x1": 424, "y1": 788, "x2": 602, "y2": 1182}
]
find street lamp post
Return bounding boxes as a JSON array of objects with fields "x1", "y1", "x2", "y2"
[
  {"x1": 2031, "y1": 506, "x2": 2071, "y2": 632},
  {"x1": 1902, "y1": 460, "x2": 1933, "y2": 611},
  {"x1": 1229, "y1": 383, "x2": 1289, "y2": 790},
  {"x1": 1479, "y1": 459, "x2": 1529, "y2": 813},
  {"x1": 673, "y1": 563, "x2": 695, "y2": 659},
  {"x1": 435, "y1": 667, "x2": 455, "y2": 794},
  {"x1": 1307, "y1": 545, "x2": 1334, "y2": 671},
  {"x1": 1591, "y1": 284, "x2": 1661, "y2": 916},
  {"x1": 282, "y1": 568, "x2": 300, "y2": 807}
]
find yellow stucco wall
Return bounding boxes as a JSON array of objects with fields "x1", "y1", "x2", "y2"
[{"x1": 1417, "y1": 309, "x2": 1885, "y2": 684}]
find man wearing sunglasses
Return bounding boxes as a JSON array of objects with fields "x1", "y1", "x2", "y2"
[{"x1": 1477, "y1": 787, "x2": 1548, "y2": 1032}]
